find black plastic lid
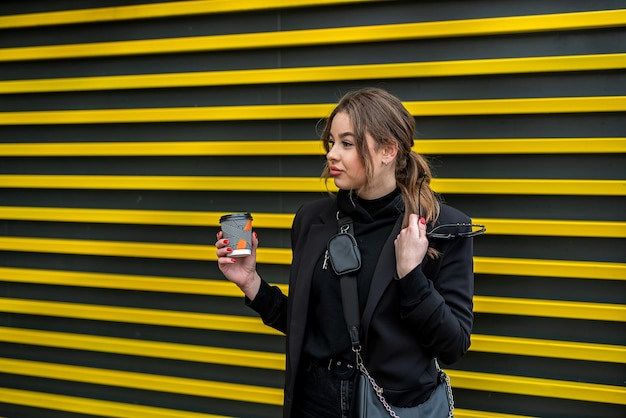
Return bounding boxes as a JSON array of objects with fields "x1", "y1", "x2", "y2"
[{"x1": 219, "y1": 212, "x2": 253, "y2": 223}]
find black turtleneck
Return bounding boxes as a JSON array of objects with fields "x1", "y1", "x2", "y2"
[{"x1": 302, "y1": 188, "x2": 404, "y2": 363}]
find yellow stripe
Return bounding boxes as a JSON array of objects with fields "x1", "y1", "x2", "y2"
[
  {"x1": 449, "y1": 369, "x2": 626, "y2": 405},
  {"x1": 0, "y1": 97, "x2": 624, "y2": 125},
  {"x1": 1, "y1": 175, "x2": 624, "y2": 196},
  {"x1": 1, "y1": 356, "x2": 622, "y2": 406},
  {"x1": 0, "y1": 388, "x2": 532, "y2": 418},
  {"x1": 1, "y1": 206, "x2": 624, "y2": 238},
  {"x1": 0, "y1": 236, "x2": 219, "y2": 261},
  {"x1": 1, "y1": 325, "x2": 622, "y2": 365},
  {"x1": 0, "y1": 298, "x2": 282, "y2": 335},
  {"x1": 2, "y1": 54, "x2": 624, "y2": 93},
  {"x1": 0, "y1": 0, "x2": 379, "y2": 29},
  {"x1": 0, "y1": 140, "x2": 326, "y2": 156},
  {"x1": 0, "y1": 103, "x2": 330, "y2": 124},
  {"x1": 0, "y1": 266, "x2": 290, "y2": 297},
  {"x1": 414, "y1": 137, "x2": 626, "y2": 155},
  {"x1": 1, "y1": 10, "x2": 624, "y2": 61},
  {"x1": 425, "y1": 178, "x2": 626, "y2": 196},
  {"x1": 0, "y1": 236, "x2": 291, "y2": 264},
  {"x1": 0, "y1": 259, "x2": 623, "y2": 301},
  {"x1": 0, "y1": 206, "x2": 623, "y2": 238},
  {"x1": 470, "y1": 334, "x2": 626, "y2": 364},
  {"x1": 0, "y1": 327, "x2": 285, "y2": 370},
  {"x1": 1, "y1": 295, "x2": 623, "y2": 326},
  {"x1": 474, "y1": 218, "x2": 626, "y2": 238},
  {"x1": 1, "y1": 238, "x2": 624, "y2": 279},
  {"x1": 403, "y1": 96, "x2": 626, "y2": 116},
  {"x1": 1, "y1": 138, "x2": 624, "y2": 156},
  {"x1": 0, "y1": 358, "x2": 284, "y2": 405},
  {"x1": 0, "y1": 206, "x2": 290, "y2": 228},
  {"x1": 474, "y1": 296, "x2": 626, "y2": 322},
  {"x1": 454, "y1": 409, "x2": 538, "y2": 418},
  {"x1": 0, "y1": 387, "x2": 233, "y2": 418},
  {"x1": 474, "y1": 257, "x2": 626, "y2": 281}
]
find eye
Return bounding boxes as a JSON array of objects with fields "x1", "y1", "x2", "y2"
[{"x1": 342, "y1": 141, "x2": 354, "y2": 147}]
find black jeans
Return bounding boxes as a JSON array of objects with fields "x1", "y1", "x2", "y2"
[{"x1": 293, "y1": 359, "x2": 355, "y2": 418}]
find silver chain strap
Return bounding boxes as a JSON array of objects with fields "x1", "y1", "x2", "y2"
[
  {"x1": 355, "y1": 348, "x2": 454, "y2": 418},
  {"x1": 436, "y1": 359, "x2": 455, "y2": 418},
  {"x1": 355, "y1": 349, "x2": 401, "y2": 418}
]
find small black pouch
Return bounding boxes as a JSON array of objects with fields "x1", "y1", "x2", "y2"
[{"x1": 327, "y1": 230, "x2": 361, "y2": 275}]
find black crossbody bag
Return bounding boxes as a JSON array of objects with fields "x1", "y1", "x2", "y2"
[{"x1": 326, "y1": 213, "x2": 454, "y2": 418}]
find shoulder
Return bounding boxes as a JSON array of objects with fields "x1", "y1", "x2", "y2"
[
  {"x1": 290, "y1": 194, "x2": 337, "y2": 249},
  {"x1": 298, "y1": 195, "x2": 336, "y2": 214},
  {"x1": 292, "y1": 195, "x2": 336, "y2": 229},
  {"x1": 437, "y1": 203, "x2": 471, "y2": 225}
]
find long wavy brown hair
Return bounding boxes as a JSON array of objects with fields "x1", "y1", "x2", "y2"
[{"x1": 321, "y1": 87, "x2": 440, "y2": 257}]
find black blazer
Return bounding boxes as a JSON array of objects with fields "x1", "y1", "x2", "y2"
[{"x1": 255, "y1": 196, "x2": 474, "y2": 417}]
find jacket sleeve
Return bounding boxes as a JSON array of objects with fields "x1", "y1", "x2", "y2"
[
  {"x1": 245, "y1": 279, "x2": 288, "y2": 334},
  {"x1": 396, "y1": 231, "x2": 474, "y2": 364}
]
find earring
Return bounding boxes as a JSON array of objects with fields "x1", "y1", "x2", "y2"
[{"x1": 383, "y1": 160, "x2": 388, "y2": 166}]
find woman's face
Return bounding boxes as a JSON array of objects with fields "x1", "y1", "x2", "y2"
[{"x1": 326, "y1": 112, "x2": 396, "y2": 199}]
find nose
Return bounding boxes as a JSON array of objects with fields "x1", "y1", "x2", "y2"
[{"x1": 326, "y1": 143, "x2": 338, "y2": 162}]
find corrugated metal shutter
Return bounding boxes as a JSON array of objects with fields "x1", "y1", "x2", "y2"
[{"x1": 0, "y1": 1, "x2": 624, "y2": 417}]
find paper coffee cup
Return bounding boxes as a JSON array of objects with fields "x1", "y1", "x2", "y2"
[{"x1": 219, "y1": 213, "x2": 253, "y2": 257}]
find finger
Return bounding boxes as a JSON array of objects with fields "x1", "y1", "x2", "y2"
[
  {"x1": 408, "y1": 213, "x2": 419, "y2": 228},
  {"x1": 217, "y1": 256, "x2": 236, "y2": 266},
  {"x1": 216, "y1": 246, "x2": 233, "y2": 257},
  {"x1": 418, "y1": 216, "x2": 427, "y2": 238},
  {"x1": 215, "y1": 238, "x2": 230, "y2": 249}
]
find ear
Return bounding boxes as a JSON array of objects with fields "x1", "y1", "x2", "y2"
[{"x1": 381, "y1": 143, "x2": 398, "y2": 162}]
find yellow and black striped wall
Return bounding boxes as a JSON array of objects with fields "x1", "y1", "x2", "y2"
[{"x1": 0, "y1": 1, "x2": 625, "y2": 417}]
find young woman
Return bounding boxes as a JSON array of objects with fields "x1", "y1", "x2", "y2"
[{"x1": 216, "y1": 87, "x2": 475, "y2": 418}]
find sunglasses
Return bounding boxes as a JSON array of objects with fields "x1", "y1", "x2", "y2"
[
  {"x1": 418, "y1": 176, "x2": 486, "y2": 240},
  {"x1": 427, "y1": 222, "x2": 486, "y2": 240}
]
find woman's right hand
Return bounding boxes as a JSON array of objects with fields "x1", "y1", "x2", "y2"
[
  {"x1": 394, "y1": 213, "x2": 429, "y2": 279},
  {"x1": 215, "y1": 230, "x2": 261, "y2": 300}
]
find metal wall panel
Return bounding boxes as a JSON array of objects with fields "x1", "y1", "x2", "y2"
[{"x1": 0, "y1": 1, "x2": 624, "y2": 417}]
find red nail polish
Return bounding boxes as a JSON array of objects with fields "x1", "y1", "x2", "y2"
[
  {"x1": 419, "y1": 217, "x2": 426, "y2": 224},
  {"x1": 226, "y1": 247, "x2": 232, "y2": 252},
  {"x1": 223, "y1": 239, "x2": 229, "y2": 245},
  {"x1": 231, "y1": 258, "x2": 237, "y2": 263}
]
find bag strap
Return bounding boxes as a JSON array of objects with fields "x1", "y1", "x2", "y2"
[{"x1": 336, "y1": 214, "x2": 361, "y2": 349}]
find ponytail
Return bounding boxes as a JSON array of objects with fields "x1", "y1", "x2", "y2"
[{"x1": 396, "y1": 150, "x2": 440, "y2": 258}]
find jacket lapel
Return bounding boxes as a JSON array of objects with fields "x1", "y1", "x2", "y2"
[
  {"x1": 287, "y1": 205, "x2": 337, "y2": 377},
  {"x1": 290, "y1": 206, "x2": 337, "y2": 301},
  {"x1": 360, "y1": 215, "x2": 403, "y2": 343},
  {"x1": 290, "y1": 220, "x2": 335, "y2": 303}
]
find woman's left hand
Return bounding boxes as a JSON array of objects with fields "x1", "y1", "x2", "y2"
[{"x1": 394, "y1": 213, "x2": 429, "y2": 279}]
